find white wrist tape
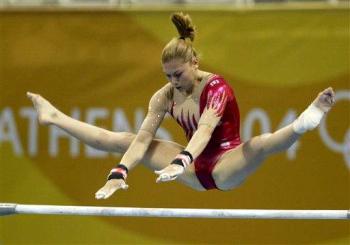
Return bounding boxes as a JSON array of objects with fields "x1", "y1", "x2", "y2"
[
  {"x1": 175, "y1": 153, "x2": 192, "y2": 168},
  {"x1": 110, "y1": 168, "x2": 127, "y2": 180},
  {"x1": 171, "y1": 151, "x2": 193, "y2": 168}
]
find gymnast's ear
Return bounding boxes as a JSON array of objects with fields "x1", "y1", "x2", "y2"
[{"x1": 191, "y1": 56, "x2": 199, "y2": 69}]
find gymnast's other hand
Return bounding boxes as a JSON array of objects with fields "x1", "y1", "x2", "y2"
[
  {"x1": 95, "y1": 179, "x2": 129, "y2": 200},
  {"x1": 155, "y1": 151, "x2": 193, "y2": 183},
  {"x1": 155, "y1": 164, "x2": 185, "y2": 183}
]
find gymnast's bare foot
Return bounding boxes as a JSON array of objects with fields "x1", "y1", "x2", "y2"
[
  {"x1": 27, "y1": 92, "x2": 60, "y2": 125},
  {"x1": 312, "y1": 87, "x2": 335, "y2": 113}
]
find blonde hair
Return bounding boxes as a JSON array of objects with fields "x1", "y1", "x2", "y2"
[{"x1": 161, "y1": 12, "x2": 198, "y2": 64}]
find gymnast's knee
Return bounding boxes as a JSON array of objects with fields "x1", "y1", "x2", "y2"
[
  {"x1": 119, "y1": 132, "x2": 135, "y2": 140},
  {"x1": 107, "y1": 131, "x2": 135, "y2": 152},
  {"x1": 243, "y1": 134, "x2": 272, "y2": 159}
]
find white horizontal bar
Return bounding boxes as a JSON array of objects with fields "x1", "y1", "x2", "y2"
[{"x1": 0, "y1": 203, "x2": 349, "y2": 220}]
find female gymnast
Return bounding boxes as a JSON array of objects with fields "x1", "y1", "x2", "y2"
[{"x1": 27, "y1": 13, "x2": 335, "y2": 199}]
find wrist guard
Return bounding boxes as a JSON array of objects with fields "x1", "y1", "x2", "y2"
[
  {"x1": 107, "y1": 164, "x2": 128, "y2": 181},
  {"x1": 171, "y1": 151, "x2": 193, "y2": 168}
]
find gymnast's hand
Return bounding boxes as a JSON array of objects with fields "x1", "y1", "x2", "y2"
[
  {"x1": 155, "y1": 151, "x2": 193, "y2": 183},
  {"x1": 154, "y1": 151, "x2": 193, "y2": 183},
  {"x1": 95, "y1": 179, "x2": 129, "y2": 200},
  {"x1": 155, "y1": 164, "x2": 185, "y2": 183},
  {"x1": 95, "y1": 164, "x2": 129, "y2": 199}
]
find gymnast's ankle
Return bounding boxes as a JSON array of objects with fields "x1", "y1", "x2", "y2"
[{"x1": 292, "y1": 103, "x2": 324, "y2": 134}]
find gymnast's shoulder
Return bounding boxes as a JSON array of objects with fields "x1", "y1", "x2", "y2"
[{"x1": 148, "y1": 83, "x2": 174, "y2": 111}]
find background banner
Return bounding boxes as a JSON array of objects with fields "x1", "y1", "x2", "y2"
[{"x1": 0, "y1": 9, "x2": 349, "y2": 244}]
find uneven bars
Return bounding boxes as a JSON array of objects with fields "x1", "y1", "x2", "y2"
[{"x1": 0, "y1": 203, "x2": 349, "y2": 220}]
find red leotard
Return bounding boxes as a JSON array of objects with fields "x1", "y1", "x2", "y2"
[
  {"x1": 169, "y1": 75, "x2": 241, "y2": 190},
  {"x1": 195, "y1": 75, "x2": 241, "y2": 189}
]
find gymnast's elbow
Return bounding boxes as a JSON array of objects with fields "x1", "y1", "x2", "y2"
[
  {"x1": 136, "y1": 130, "x2": 154, "y2": 145},
  {"x1": 128, "y1": 130, "x2": 154, "y2": 159}
]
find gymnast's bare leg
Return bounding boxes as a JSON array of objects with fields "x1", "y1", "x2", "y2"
[
  {"x1": 212, "y1": 88, "x2": 335, "y2": 190},
  {"x1": 26, "y1": 92, "x2": 205, "y2": 191}
]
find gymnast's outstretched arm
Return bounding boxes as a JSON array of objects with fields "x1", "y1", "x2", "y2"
[{"x1": 95, "y1": 89, "x2": 168, "y2": 199}]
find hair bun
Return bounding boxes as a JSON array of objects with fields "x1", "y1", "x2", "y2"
[{"x1": 171, "y1": 12, "x2": 196, "y2": 42}]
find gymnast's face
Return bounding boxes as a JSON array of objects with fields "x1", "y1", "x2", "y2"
[{"x1": 162, "y1": 58, "x2": 199, "y2": 94}]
